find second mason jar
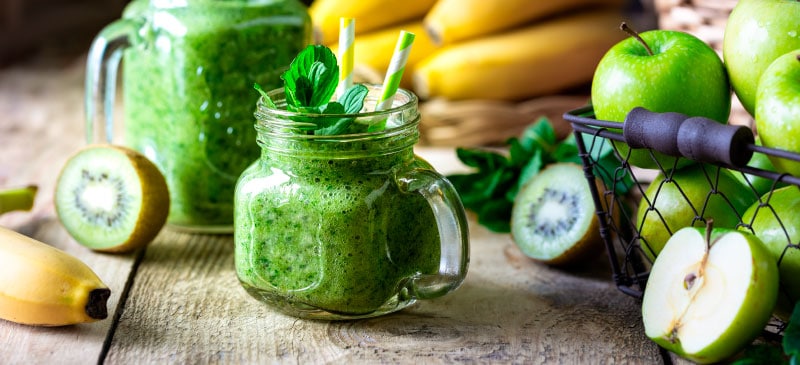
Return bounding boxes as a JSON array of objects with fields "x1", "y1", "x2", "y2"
[
  {"x1": 235, "y1": 86, "x2": 470, "y2": 320},
  {"x1": 86, "y1": 0, "x2": 311, "y2": 232}
]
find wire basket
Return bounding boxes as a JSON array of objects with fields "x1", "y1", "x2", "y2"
[{"x1": 565, "y1": 106, "x2": 800, "y2": 308}]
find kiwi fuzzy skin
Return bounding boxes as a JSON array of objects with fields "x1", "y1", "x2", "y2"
[
  {"x1": 105, "y1": 145, "x2": 169, "y2": 253},
  {"x1": 56, "y1": 144, "x2": 169, "y2": 253}
]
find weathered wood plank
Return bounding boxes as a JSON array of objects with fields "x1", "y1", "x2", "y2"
[
  {"x1": 104, "y1": 150, "x2": 664, "y2": 364},
  {"x1": 0, "y1": 59, "x2": 138, "y2": 364},
  {"x1": 0, "y1": 58, "x2": 668, "y2": 364}
]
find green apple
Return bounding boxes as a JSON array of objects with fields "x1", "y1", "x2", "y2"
[
  {"x1": 723, "y1": 0, "x2": 800, "y2": 116},
  {"x1": 637, "y1": 164, "x2": 756, "y2": 261},
  {"x1": 642, "y1": 226, "x2": 779, "y2": 364},
  {"x1": 591, "y1": 27, "x2": 731, "y2": 170},
  {"x1": 741, "y1": 185, "x2": 800, "y2": 320},
  {"x1": 755, "y1": 50, "x2": 800, "y2": 176}
]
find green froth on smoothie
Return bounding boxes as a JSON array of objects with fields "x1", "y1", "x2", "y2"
[
  {"x1": 235, "y1": 150, "x2": 441, "y2": 315},
  {"x1": 122, "y1": 0, "x2": 310, "y2": 227}
]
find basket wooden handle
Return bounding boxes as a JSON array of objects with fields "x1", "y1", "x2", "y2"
[{"x1": 623, "y1": 107, "x2": 754, "y2": 167}]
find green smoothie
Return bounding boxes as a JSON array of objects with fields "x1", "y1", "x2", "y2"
[
  {"x1": 122, "y1": 0, "x2": 310, "y2": 229},
  {"x1": 234, "y1": 137, "x2": 441, "y2": 316}
]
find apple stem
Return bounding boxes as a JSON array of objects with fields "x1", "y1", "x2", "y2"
[
  {"x1": 705, "y1": 219, "x2": 713, "y2": 251},
  {"x1": 620, "y1": 22, "x2": 654, "y2": 56}
]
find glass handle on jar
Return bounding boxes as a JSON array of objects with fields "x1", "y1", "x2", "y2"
[
  {"x1": 85, "y1": 18, "x2": 142, "y2": 144},
  {"x1": 397, "y1": 168, "x2": 470, "y2": 300}
]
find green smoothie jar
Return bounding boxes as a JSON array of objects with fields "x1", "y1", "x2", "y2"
[
  {"x1": 85, "y1": 0, "x2": 311, "y2": 232},
  {"x1": 235, "y1": 85, "x2": 469, "y2": 320}
]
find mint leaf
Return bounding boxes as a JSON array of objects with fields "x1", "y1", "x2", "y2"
[
  {"x1": 253, "y1": 83, "x2": 276, "y2": 109},
  {"x1": 456, "y1": 148, "x2": 508, "y2": 171},
  {"x1": 313, "y1": 85, "x2": 369, "y2": 136},
  {"x1": 551, "y1": 135, "x2": 582, "y2": 164},
  {"x1": 339, "y1": 84, "x2": 369, "y2": 114},
  {"x1": 732, "y1": 344, "x2": 786, "y2": 365},
  {"x1": 281, "y1": 45, "x2": 339, "y2": 111},
  {"x1": 266, "y1": 45, "x2": 372, "y2": 135},
  {"x1": 477, "y1": 199, "x2": 513, "y2": 232},
  {"x1": 516, "y1": 148, "x2": 544, "y2": 194},
  {"x1": 448, "y1": 117, "x2": 624, "y2": 233},
  {"x1": 785, "y1": 302, "x2": 800, "y2": 361},
  {"x1": 518, "y1": 117, "x2": 557, "y2": 155}
]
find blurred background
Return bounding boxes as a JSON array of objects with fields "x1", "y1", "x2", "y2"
[
  {"x1": 0, "y1": 0, "x2": 652, "y2": 69},
  {"x1": 9, "y1": 0, "x2": 743, "y2": 148}
]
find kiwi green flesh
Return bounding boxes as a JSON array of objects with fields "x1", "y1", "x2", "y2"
[
  {"x1": 55, "y1": 146, "x2": 167, "y2": 252},
  {"x1": 511, "y1": 164, "x2": 600, "y2": 265}
]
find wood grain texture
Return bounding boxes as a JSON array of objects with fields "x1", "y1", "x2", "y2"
[
  {"x1": 105, "y1": 211, "x2": 663, "y2": 364},
  {"x1": 0, "y1": 58, "x2": 138, "y2": 364},
  {"x1": 0, "y1": 58, "x2": 670, "y2": 364}
]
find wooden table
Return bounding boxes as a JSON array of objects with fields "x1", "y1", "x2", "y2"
[{"x1": 0, "y1": 57, "x2": 669, "y2": 364}]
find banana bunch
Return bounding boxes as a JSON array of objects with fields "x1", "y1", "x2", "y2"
[
  {"x1": 0, "y1": 187, "x2": 111, "y2": 327},
  {"x1": 415, "y1": 10, "x2": 625, "y2": 100},
  {"x1": 309, "y1": 0, "x2": 625, "y2": 102},
  {"x1": 328, "y1": 21, "x2": 437, "y2": 89},
  {"x1": 310, "y1": 0, "x2": 436, "y2": 45}
]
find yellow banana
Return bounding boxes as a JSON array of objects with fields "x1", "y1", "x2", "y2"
[
  {"x1": 424, "y1": 0, "x2": 625, "y2": 45},
  {"x1": 310, "y1": 0, "x2": 436, "y2": 45},
  {"x1": 0, "y1": 185, "x2": 37, "y2": 215},
  {"x1": 0, "y1": 226, "x2": 110, "y2": 326},
  {"x1": 329, "y1": 21, "x2": 439, "y2": 89},
  {"x1": 413, "y1": 10, "x2": 626, "y2": 101}
]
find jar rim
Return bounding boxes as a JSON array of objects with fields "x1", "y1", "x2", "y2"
[{"x1": 254, "y1": 84, "x2": 420, "y2": 139}]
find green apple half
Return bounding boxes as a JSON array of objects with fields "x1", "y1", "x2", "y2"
[
  {"x1": 723, "y1": 0, "x2": 800, "y2": 116},
  {"x1": 637, "y1": 164, "x2": 755, "y2": 261},
  {"x1": 741, "y1": 185, "x2": 800, "y2": 320},
  {"x1": 642, "y1": 226, "x2": 779, "y2": 364},
  {"x1": 591, "y1": 29, "x2": 731, "y2": 170},
  {"x1": 755, "y1": 50, "x2": 800, "y2": 176}
]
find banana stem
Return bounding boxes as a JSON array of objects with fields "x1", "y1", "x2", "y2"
[
  {"x1": 0, "y1": 185, "x2": 38, "y2": 215},
  {"x1": 85, "y1": 288, "x2": 111, "y2": 320}
]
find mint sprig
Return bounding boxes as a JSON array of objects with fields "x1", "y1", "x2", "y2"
[
  {"x1": 254, "y1": 45, "x2": 369, "y2": 135},
  {"x1": 447, "y1": 117, "x2": 633, "y2": 233}
]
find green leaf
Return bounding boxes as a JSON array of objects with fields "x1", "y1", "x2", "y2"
[
  {"x1": 517, "y1": 148, "x2": 543, "y2": 191},
  {"x1": 447, "y1": 116, "x2": 611, "y2": 233},
  {"x1": 476, "y1": 199, "x2": 513, "y2": 233},
  {"x1": 731, "y1": 344, "x2": 787, "y2": 365},
  {"x1": 784, "y1": 301, "x2": 800, "y2": 358},
  {"x1": 508, "y1": 137, "x2": 534, "y2": 167},
  {"x1": 518, "y1": 117, "x2": 557, "y2": 154},
  {"x1": 456, "y1": 148, "x2": 508, "y2": 171},
  {"x1": 551, "y1": 134, "x2": 581, "y2": 164},
  {"x1": 281, "y1": 45, "x2": 339, "y2": 110},
  {"x1": 339, "y1": 84, "x2": 369, "y2": 114},
  {"x1": 253, "y1": 83, "x2": 276, "y2": 109}
]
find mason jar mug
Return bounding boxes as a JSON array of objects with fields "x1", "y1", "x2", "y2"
[
  {"x1": 85, "y1": 0, "x2": 311, "y2": 232},
  {"x1": 234, "y1": 86, "x2": 470, "y2": 319}
]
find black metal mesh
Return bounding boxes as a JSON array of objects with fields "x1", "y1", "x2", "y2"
[{"x1": 565, "y1": 105, "x2": 800, "y2": 314}]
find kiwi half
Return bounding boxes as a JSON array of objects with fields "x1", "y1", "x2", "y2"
[
  {"x1": 510, "y1": 163, "x2": 604, "y2": 266},
  {"x1": 55, "y1": 145, "x2": 169, "y2": 253}
]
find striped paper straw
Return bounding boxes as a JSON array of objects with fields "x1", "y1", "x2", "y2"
[
  {"x1": 336, "y1": 17, "x2": 355, "y2": 99},
  {"x1": 375, "y1": 30, "x2": 415, "y2": 111}
]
